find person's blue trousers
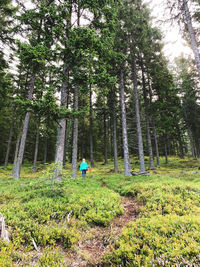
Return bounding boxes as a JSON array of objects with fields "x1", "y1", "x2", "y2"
[{"x1": 82, "y1": 169, "x2": 87, "y2": 178}]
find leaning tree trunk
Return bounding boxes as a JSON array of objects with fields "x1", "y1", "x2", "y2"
[
  {"x1": 4, "y1": 120, "x2": 14, "y2": 168},
  {"x1": 13, "y1": 77, "x2": 35, "y2": 180},
  {"x1": 120, "y1": 68, "x2": 131, "y2": 176},
  {"x1": 54, "y1": 63, "x2": 68, "y2": 180},
  {"x1": 71, "y1": 85, "x2": 79, "y2": 178},
  {"x1": 89, "y1": 85, "x2": 94, "y2": 167},
  {"x1": 32, "y1": 118, "x2": 40, "y2": 172},
  {"x1": 182, "y1": 0, "x2": 200, "y2": 81},
  {"x1": 132, "y1": 58, "x2": 146, "y2": 174},
  {"x1": 141, "y1": 63, "x2": 154, "y2": 170},
  {"x1": 12, "y1": 118, "x2": 22, "y2": 175}
]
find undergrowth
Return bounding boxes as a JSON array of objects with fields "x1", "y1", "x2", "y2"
[{"x1": 0, "y1": 156, "x2": 200, "y2": 266}]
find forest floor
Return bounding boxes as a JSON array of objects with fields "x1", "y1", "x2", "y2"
[
  {"x1": 1, "y1": 156, "x2": 200, "y2": 266},
  {"x1": 64, "y1": 197, "x2": 140, "y2": 266}
]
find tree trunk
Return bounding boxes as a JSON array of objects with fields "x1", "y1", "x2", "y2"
[
  {"x1": 71, "y1": 85, "x2": 79, "y2": 178},
  {"x1": 4, "y1": 120, "x2": 14, "y2": 168},
  {"x1": 164, "y1": 136, "x2": 168, "y2": 164},
  {"x1": 12, "y1": 119, "x2": 22, "y2": 175},
  {"x1": 43, "y1": 136, "x2": 48, "y2": 169},
  {"x1": 194, "y1": 135, "x2": 200, "y2": 158},
  {"x1": 182, "y1": 0, "x2": 200, "y2": 81},
  {"x1": 112, "y1": 97, "x2": 118, "y2": 172},
  {"x1": 54, "y1": 63, "x2": 68, "y2": 180},
  {"x1": 187, "y1": 127, "x2": 196, "y2": 158},
  {"x1": 54, "y1": 0, "x2": 72, "y2": 179},
  {"x1": 132, "y1": 58, "x2": 146, "y2": 173},
  {"x1": 141, "y1": 63, "x2": 154, "y2": 170},
  {"x1": 109, "y1": 118, "x2": 113, "y2": 160},
  {"x1": 32, "y1": 119, "x2": 40, "y2": 172},
  {"x1": 89, "y1": 86, "x2": 94, "y2": 167},
  {"x1": 63, "y1": 120, "x2": 68, "y2": 168},
  {"x1": 176, "y1": 126, "x2": 184, "y2": 159},
  {"x1": 147, "y1": 71, "x2": 160, "y2": 167},
  {"x1": 153, "y1": 121, "x2": 160, "y2": 167},
  {"x1": 104, "y1": 109, "x2": 108, "y2": 165},
  {"x1": 13, "y1": 77, "x2": 35, "y2": 180},
  {"x1": 43, "y1": 118, "x2": 49, "y2": 169},
  {"x1": 120, "y1": 68, "x2": 131, "y2": 176},
  {"x1": 63, "y1": 84, "x2": 70, "y2": 168}
]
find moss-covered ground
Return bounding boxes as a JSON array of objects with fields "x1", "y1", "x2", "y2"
[{"x1": 0, "y1": 156, "x2": 200, "y2": 266}]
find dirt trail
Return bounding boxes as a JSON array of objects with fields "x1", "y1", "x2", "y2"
[{"x1": 65, "y1": 197, "x2": 140, "y2": 266}]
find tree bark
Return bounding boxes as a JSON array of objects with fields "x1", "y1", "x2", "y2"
[
  {"x1": 89, "y1": 85, "x2": 94, "y2": 167},
  {"x1": 112, "y1": 95, "x2": 118, "y2": 172},
  {"x1": 182, "y1": 0, "x2": 200, "y2": 81},
  {"x1": 103, "y1": 109, "x2": 108, "y2": 164},
  {"x1": 43, "y1": 135, "x2": 48, "y2": 169},
  {"x1": 12, "y1": 119, "x2": 22, "y2": 175},
  {"x1": 187, "y1": 127, "x2": 196, "y2": 158},
  {"x1": 43, "y1": 118, "x2": 49, "y2": 169},
  {"x1": 32, "y1": 118, "x2": 40, "y2": 172},
  {"x1": 54, "y1": 63, "x2": 68, "y2": 180},
  {"x1": 71, "y1": 85, "x2": 79, "y2": 178},
  {"x1": 4, "y1": 120, "x2": 14, "y2": 168},
  {"x1": 176, "y1": 125, "x2": 184, "y2": 159},
  {"x1": 147, "y1": 71, "x2": 160, "y2": 167},
  {"x1": 164, "y1": 136, "x2": 168, "y2": 164},
  {"x1": 141, "y1": 63, "x2": 155, "y2": 170},
  {"x1": 194, "y1": 135, "x2": 200, "y2": 158},
  {"x1": 13, "y1": 77, "x2": 35, "y2": 180},
  {"x1": 120, "y1": 68, "x2": 131, "y2": 176},
  {"x1": 63, "y1": 120, "x2": 68, "y2": 168},
  {"x1": 54, "y1": 1, "x2": 72, "y2": 179},
  {"x1": 132, "y1": 58, "x2": 146, "y2": 173},
  {"x1": 153, "y1": 120, "x2": 160, "y2": 167}
]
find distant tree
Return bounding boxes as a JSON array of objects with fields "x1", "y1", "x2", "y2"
[
  {"x1": 167, "y1": 0, "x2": 200, "y2": 81},
  {"x1": 175, "y1": 56, "x2": 200, "y2": 157}
]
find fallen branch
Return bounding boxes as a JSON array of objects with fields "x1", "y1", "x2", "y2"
[
  {"x1": 0, "y1": 212, "x2": 10, "y2": 242},
  {"x1": 32, "y1": 237, "x2": 39, "y2": 252}
]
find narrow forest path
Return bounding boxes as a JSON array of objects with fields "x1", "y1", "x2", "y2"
[{"x1": 64, "y1": 197, "x2": 140, "y2": 266}]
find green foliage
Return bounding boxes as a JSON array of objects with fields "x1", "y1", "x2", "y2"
[
  {"x1": 0, "y1": 157, "x2": 200, "y2": 265},
  {"x1": 119, "y1": 183, "x2": 200, "y2": 217},
  {"x1": 38, "y1": 248, "x2": 64, "y2": 266},
  {"x1": 0, "y1": 170, "x2": 122, "y2": 265},
  {"x1": 67, "y1": 189, "x2": 123, "y2": 226},
  {"x1": 0, "y1": 241, "x2": 14, "y2": 267},
  {"x1": 101, "y1": 158, "x2": 200, "y2": 265},
  {"x1": 104, "y1": 215, "x2": 200, "y2": 265}
]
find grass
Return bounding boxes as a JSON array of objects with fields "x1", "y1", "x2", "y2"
[{"x1": 0, "y1": 156, "x2": 200, "y2": 266}]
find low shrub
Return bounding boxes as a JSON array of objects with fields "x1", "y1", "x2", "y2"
[
  {"x1": 67, "y1": 188, "x2": 123, "y2": 226},
  {"x1": 119, "y1": 184, "x2": 200, "y2": 217},
  {"x1": 38, "y1": 248, "x2": 64, "y2": 266},
  {"x1": 104, "y1": 215, "x2": 200, "y2": 266}
]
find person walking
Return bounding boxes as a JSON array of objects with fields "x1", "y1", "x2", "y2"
[{"x1": 80, "y1": 158, "x2": 88, "y2": 178}]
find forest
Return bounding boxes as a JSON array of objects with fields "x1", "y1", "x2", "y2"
[{"x1": 0, "y1": 0, "x2": 200, "y2": 266}]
